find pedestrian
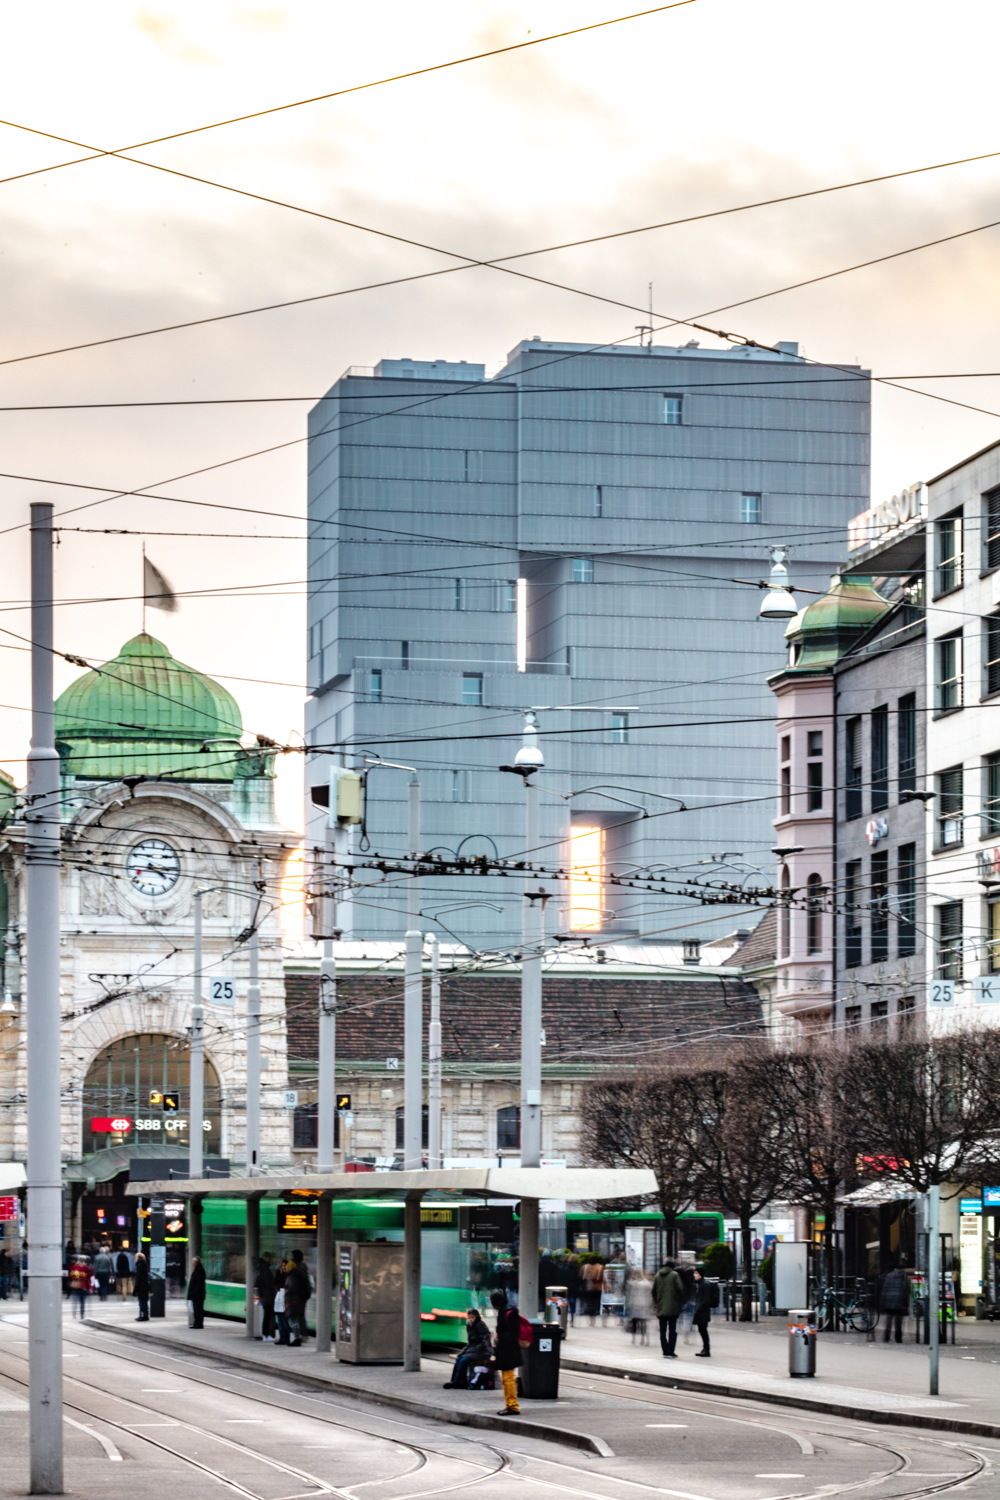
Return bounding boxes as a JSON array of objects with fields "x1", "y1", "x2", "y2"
[
  {"x1": 677, "y1": 1260, "x2": 697, "y2": 1343},
  {"x1": 0, "y1": 1248, "x2": 11, "y2": 1301},
  {"x1": 625, "y1": 1267, "x2": 654, "y2": 1346},
  {"x1": 274, "y1": 1262, "x2": 290, "y2": 1346},
  {"x1": 133, "y1": 1251, "x2": 150, "y2": 1321},
  {"x1": 255, "y1": 1253, "x2": 276, "y2": 1342},
  {"x1": 691, "y1": 1264, "x2": 717, "y2": 1357},
  {"x1": 115, "y1": 1248, "x2": 133, "y2": 1300},
  {"x1": 490, "y1": 1290, "x2": 525, "y2": 1416},
  {"x1": 443, "y1": 1308, "x2": 494, "y2": 1389},
  {"x1": 92, "y1": 1245, "x2": 113, "y2": 1301},
  {"x1": 652, "y1": 1258, "x2": 685, "y2": 1359},
  {"x1": 68, "y1": 1255, "x2": 91, "y2": 1320},
  {"x1": 284, "y1": 1249, "x2": 312, "y2": 1346},
  {"x1": 878, "y1": 1260, "x2": 910, "y2": 1344},
  {"x1": 561, "y1": 1253, "x2": 580, "y2": 1326},
  {"x1": 580, "y1": 1257, "x2": 604, "y2": 1325},
  {"x1": 187, "y1": 1256, "x2": 206, "y2": 1330}
]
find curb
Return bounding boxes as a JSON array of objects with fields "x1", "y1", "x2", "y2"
[
  {"x1": 84, "y1": 1319, "x2": 612, "y2": 1458},
  {"x1": 561, "y1": 1355, "x2": 1000, "y2": 1442}
]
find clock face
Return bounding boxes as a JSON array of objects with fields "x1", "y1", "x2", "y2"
[{"x1": 126, "y1": 838, "x2": 180, "y2": 897}]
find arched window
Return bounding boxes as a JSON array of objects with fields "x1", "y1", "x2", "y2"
[
  {"x1": 395, "y1": 1106, "x2": 428, "y2": 1151},
  {"x1": 497, "y1": 1105, "x2": 521, "y2": 1151},
  {"x1": 293, "y1": 1102, "x2": 339, "y2": 1150},
  {"x1": 807, "y1": 873, "x2": 824, "y2": 955},
  {"x1": 779, "y1": 867, "x2": 791, "y2": 957},
  {"x1": 82, "y1": 1033, "x2": 221, "y2": 1156}
]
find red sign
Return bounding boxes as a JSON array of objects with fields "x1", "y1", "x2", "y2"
[
  {"x1": 0, "y1": 1197, "x2": 17, "y2": 1222},
  {"x1": 91, "y1": 1117, "x2": 132, "y2": 1134}
]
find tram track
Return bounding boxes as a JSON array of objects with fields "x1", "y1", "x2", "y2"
[{"x1": 0, "y1": 1318, "x2": 989, "y2": 1500}]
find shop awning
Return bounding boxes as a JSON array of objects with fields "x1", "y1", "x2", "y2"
[
  {"x1": 0, "y1": 1162, "x2": 25, "y2": 1193},
  {"x1": 838, "y1": 1180, "x2": 915, "y2": 1208}
]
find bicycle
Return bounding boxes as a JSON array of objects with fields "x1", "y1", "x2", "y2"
[{"x1": 815, "y1": 1280, "x2": 878, "y2": 1333}]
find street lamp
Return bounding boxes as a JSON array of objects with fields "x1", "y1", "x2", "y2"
[{"x1": 759, "y1": 546, "x2": 799, "y2": 620}]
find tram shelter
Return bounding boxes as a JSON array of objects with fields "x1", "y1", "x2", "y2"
[{"x1": 127, "y1": 1166, "x2": 657, "y2": 1369}]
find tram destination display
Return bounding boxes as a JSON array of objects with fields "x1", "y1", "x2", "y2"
[
  {"x1": 459, "y1": 1205, "x2": 516, "y2": 1243},
  {"x1": 277, "y1": 1202, "x2": 319, "y2": 1233}
]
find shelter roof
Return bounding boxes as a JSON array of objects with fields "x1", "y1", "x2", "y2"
[{"x1": 125, "y1": 1166, "x2": 658, "y2": 1201}]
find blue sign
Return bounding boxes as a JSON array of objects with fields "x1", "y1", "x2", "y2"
[
  {"x1": 983, "y1": 1187, "x2": 1000, "y2": 1206},
  {"x1": 960, "y1": 1198, "x2": 983, "y2": 1213}
]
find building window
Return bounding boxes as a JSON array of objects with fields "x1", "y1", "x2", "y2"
[
  {"x1": 897, "y1": 995, "x2": 915, "y2": 1032},
  {"x1": 741, "y1": 493, "x2": 761, "y2": 524},
  {"x1": 898, "y1": 693, "x2": 916, "y2": 794},
  {"x1": 870, "y1": 1000, "x2": 889, "y2": 1034},
  {"x1": 464, "y1": 450, "x2": 484, "y2": 481},
  {"x1": 935, "y1": 633, "x2": 963, "y2": 713},
  {"x1": 779, "y1": 867, "x2": 791, "y2": 957},
  {"x1": 845, "y1": 717, "x2": 863, "y2": 820},
  {"x1": 453, "y1": 579, "x2": 467, "y2": 611},
  {"x1": 897, "y1": 843, "x2": 916, "y2": 957},
  {"x1": 870, "y1": 850, "x2": 889, "y2": 962},
  {"x1": 495, "y1": 580, "x2": 516, "y2": 613},
  {"x1": 937, "y1": 901, "x2": 963, "y2": 980},
  {"x1": 610, "y1": 713, "x2": 629, "y2": 744},
  {"x1": 987, "y1": 900, "x2": 1000, "y2": 974},
  {"x1": 806, "y1": 873, "x2": 824, "y2": 955},
  {"x1": 780, "y1": 734, "x2": 791, "y2": 816},
  {"x1": 450, "y1": 769, "x2": 470, "y2": 803},
  {"x1": 496, "y1": 1105, "x2": 521, "y2": 1151},
  {"x1": 594, "y1": 485, "x2": 604, "y2": 517},
  {"x1": 395, "y1": 1106, "x2": 429, "y2": 1152},
  {"x1": 806, "y1": 730, "x2": 823, "y2": 811},
  {"x1": 571, "y1": 557, "x2": 593, "y2": 583},
  {"x1": 936, "y1": 765, "x2": 964, "y2": 847},
  {"x1": 985, "y1": 615, "x2": 1000, "y2": 698},
  {"x1": 934, "y1": 509, "x2": 963, "y2": 595},
  {"x1": 986, "y1": 753, "x2": 1000, "y2": 837},
  {"x1": 871, "y1": 706, "x2": 889, "y2": 810},
  {"x1": 663, "y1": 395, "x2": 683, "y2": 425},
  {"x1": 844, "y1": 1005, "x2": 862, "y2": 1030},
  {"x1": 368, "y1": 668, "x2": 383, "y2": 704},
  {"x1": 845, "y1": 860, "x2": 863, "y2": 966},
  {"x1": 985, "y1": 488, "x2": 1000, "y2": 572},
  {"x1": 569, "y1": 824, "x2": 604, "y2": 931},
  {"x1": 462, "y1": 673, "x2": 484, "y2": 707},
  {"x1": 400, "y1": 640, "x2": 409, "y2": 671},
  {"x1": 293, "y1": 1101, "x2": 339, "y2": 1150},
  {"x1": 683, "y1": 938, "x2": 702, "y2": 965}
]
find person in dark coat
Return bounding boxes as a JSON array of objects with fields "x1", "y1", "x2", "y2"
[
  {"x1": 93, "y1": 1247, "x2": 113, "y2": 1301},
  {"x1": 443, "y1": 1309, "x2": 494, "y2": 1389},
  {"x1": 255, "y1": 1254, "x2": 276, "y2": 1341},
  {"x1": 133, "y1": 1252, "x2": 150, "y2": 1321},
  {"x1": 490, "y1": 1290, "x2": 525, "y2": 1415},
  {"x1": 186, "y1": 1256, "x2": 207, "y2": 1329},
  {"x1": 691, "y1": 1265, "x2": 714, "y2": 1357},
  {"x1": 284, "y1": 1249, "x2": 312, "y2": 1346},
  {"x1": 115, "y1": 1249, "x2": 132, "y2": 1300},
  {"x1": 652, "y1": 1259, "x2": 685, "y2": 1358},
  {"x1": 878, "y1": 1261, "x2": 910, "y2": 1343}
]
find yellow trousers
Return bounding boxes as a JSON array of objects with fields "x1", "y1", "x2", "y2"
[{"x1": 501, "y1": 1368, "x2": 520, "y2": 1412}]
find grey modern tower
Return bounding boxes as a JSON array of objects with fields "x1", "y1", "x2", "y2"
[{"x1": 306, "y1": 338, "x2": 870, "y2": 947}]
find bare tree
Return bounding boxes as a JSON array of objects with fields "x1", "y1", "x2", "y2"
[{"x1": 579, "y1": 1068, "x2": 703, "y2": 1255}]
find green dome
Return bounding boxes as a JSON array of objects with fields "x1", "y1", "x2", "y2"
[
  {"x1": 780, "y1": 575, "x2": 890, "y2": 672},
  {"x1": 55, "y1": 634, "x2": 245, "y2": 782}
]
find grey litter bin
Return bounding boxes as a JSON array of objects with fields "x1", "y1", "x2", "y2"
[
  {"x1": 544, "y1": 1286, "x2": 569, "y2": 1335},
  {"x1": 788, "y1": 1309, "x2": 816, "y2": 1378},
  {"x1": 521, "y1": 1320, "x2": 563, "y2": 1399}
]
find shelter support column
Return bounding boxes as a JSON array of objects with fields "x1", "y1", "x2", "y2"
[
  {"x1": 404, "y1": 1191, "x2": 424, "y2": 1372},
  {"x1": 519, "y1": 1199, "x2": 539, "y2": 1317},
  {"x1": 245, "y1": 1195, "x2": 261, "y2": 1340},
  {"x1": 315, "y1": 1194, "x2": 333, "y2": 1355},
  {"x1": 189, "y1": 1195, "x2": 203, "y2": 1262}
]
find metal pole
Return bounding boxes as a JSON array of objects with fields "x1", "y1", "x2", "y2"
[
  {"x1": 519, "y1": 764, "x2": 543, "y2": 1317},
  {"x1": 315, "y1": 1195, "x2": 333, "y2": 1355},
  {"x1": 26, "y1": 501, "x2": 63, "y2": 1494},
  {"x1": 403, "y1": 1191, "x2": 423, "y2": 1371},
  {"x1": 317, "y1": 764, "x2": 340, "y2": 1174},
  {"x1": 245, "y1": 1196, "x2": 260, "y2": 1340},
  {"x1": 403, "y1": 776, "x2": 423, "y2": 1171},
  {"x1": 427, "y1": 934, "x2": 442, "y2": 1170},
  {"x1": 928, "y1": 1183, "x2": 941, "y2": 1395},
  {"x1": 245, "y1": 863, "x2": 261, "y2": 1176},
  {"x1": 189, "y1": 893, "x2": 205, "y2": 1179}
]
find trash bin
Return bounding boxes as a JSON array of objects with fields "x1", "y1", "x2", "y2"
[
  {"x1": 788, "y1": 1308, "x2": 816, "y2": 1378},
  {"x1": 544, "y1": 1287, "x2": 569, "y2": 1335},
  {"x1": 521, "y1": 1320, "x2": 563, "y2": 1399}
]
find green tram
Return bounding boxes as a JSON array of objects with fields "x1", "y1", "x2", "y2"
[{"x1": 200, "y1": 1198, "x2": 724, "y2": 1344}]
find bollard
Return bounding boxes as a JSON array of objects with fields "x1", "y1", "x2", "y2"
[{"x1": 788, "y1": 1308, "x2": 816, "y2": 1378}]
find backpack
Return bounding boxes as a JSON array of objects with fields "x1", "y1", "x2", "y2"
[
  {"x1": 517, "y1": 1313, "x2": 533, "y2": 1347},
  {"x1": 707, "y1": 1281, "x2": 721, "y2": 1309}
]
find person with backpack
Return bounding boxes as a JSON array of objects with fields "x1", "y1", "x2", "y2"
[
  {"x1": 692, "y1": 1264, "x2": 718, "y2": 1357},
  {"x1": 878, "y1": 1259, "x2": 910, "y2": 1343},
  {"x1": 490, "y1": 1290, "x2": 530, "y2": 1416}
]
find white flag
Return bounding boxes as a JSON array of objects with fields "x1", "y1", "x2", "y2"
[{"x1": 143, "y1": 556, "x2": 178, "y2": 613}]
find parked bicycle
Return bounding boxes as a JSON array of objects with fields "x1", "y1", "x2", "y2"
[{"x1": 815, "y1": 1279, "x2": 878, "y2": 1333}]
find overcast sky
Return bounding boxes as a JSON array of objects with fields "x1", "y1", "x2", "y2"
[{"x1": 2, "y1": 0, "x2": 999, "y2": 832}]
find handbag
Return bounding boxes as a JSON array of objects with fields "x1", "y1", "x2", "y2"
[{"x1": 187, "y1": 1300, "x2": 196, "y2": 1328}]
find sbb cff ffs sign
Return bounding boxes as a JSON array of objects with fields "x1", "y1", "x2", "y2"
[
  {"x1": 91, "y1": 1117, "x2": 133, "y2": 1133},
  {"x1": 0, "y1": 1197, "x2": 17, "y2": 1222}
]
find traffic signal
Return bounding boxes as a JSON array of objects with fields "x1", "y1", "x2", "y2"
[
  {"x1": 336, "y1": 1093, "x2": 351, "y2": 1113},
  {"x1": 162, "y1": 1092, "x2": 180, "y2": 1113},
  {"x1": 148, "y1": 1091, "x2": 163, "y2": 1107}
]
